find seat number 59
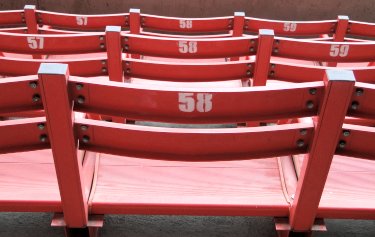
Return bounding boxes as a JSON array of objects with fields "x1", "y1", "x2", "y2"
[
  {"x1": 179, "y1": 93, "x2": 212, "y2": 112},
  {"x1": 329, "y1": 45, "x2": 349, "y2": 57}
]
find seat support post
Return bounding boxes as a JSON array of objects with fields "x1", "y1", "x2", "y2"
[
  {"x1": 289, "y1": 70, "x2": 356, "y2": 232},
  {"x1": 24, "y1": 5, "x2": 42, "y2": 59},
  {"x1": 38, "y1": 63, "x2": 88, "y2": 228},
  {"x1": 327, "y1": 15, "x2": 349, "y2": 67}
]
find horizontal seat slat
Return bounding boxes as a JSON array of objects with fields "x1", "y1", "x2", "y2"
[
  {"x1": 75, "y1": 118, "x2": 313, "y2": 161},
  {"x1": 37, "y1": 10, "x2": 129, "y2": 30},
  {"x1": 0, "y1": 32, "x2": 105, "y2": 54},
  {"x1": 245, "y1": 17, "x2": 335, "y2": 36},
  {"x1": 122, "y1": 33, "x2": 258, "y2": 58},
  {"x1": 0, "y1": 117, "x2": 49, "y2": 154},
  {"x1": 348, "y1": 20, "x2": 375, "y2": 38},
  {"x1": 0, "y1": 56, "x2": 106, "y2": 76},
  {"x1": 141, "y1": 14, "x2": 232, "y2": 33},
  {"x1": 0, "y1": 76, "x2": 43, "y2": 114},
  {"x1": 69, "y1": 77, "x2": 324, "y2": 123},
  {"x1": 336, "y1": 124, "x2": 375, "y2": 160},
  {"x1": 123, "y1": 58, "x2": 254, "y2": 81},
  {"x1": 275, "y1": 37, "x2": 375, "y2": 62},
  {"x1": 0, "y1": 10, "x2": 24, "y2": 25}
]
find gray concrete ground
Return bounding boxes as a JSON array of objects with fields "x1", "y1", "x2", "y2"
[{"x1": 1, "y1": 213, "x2": 375, "y2": 237}]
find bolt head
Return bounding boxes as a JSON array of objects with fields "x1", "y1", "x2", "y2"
[
  {"x1": 82, "y1": 136, "x2": 90, "y2": 143},
  {"x1": 40, "y1": 134, "x2": 47, "y2": 142},
  {"x1": 343, "y1": 130, "x2": 350, "y2": 137},
  {"x1": 296, "y1": 139, "x2": 305, "y2": 147},
  {"x1": 99, "y1": 36, "x2": 104, "y2": 41},
  {"x1": 80, "y1": 125, "x2": 88, "y2": 131},
  {"x1": 100, "y1": 43, "x2": 105, "y2": 49},
  {"x1": 124, "y1": 45, "x2": 129, "y2": 51},
  {"x1": 102, "y1": 68, "x2": 107, "y2": 73},
  {"x1": 351, "y1": 101, "x2": 359, "y2": 110},
  {"x1": 76, "y1": 83, "x2": 83, "y2": 90},
  {"x1": 32, "y1": 94, "x2": 41, "y2": 102},
  {"x1": 29, "y1": 81, "x2": 38, "y2": 89},
  {"x1": 309, "y1": 88, "x2": 317, "y2": 95},
  {"x1": 37, "y1": 123, "x2": 45, "y2": 130},
  {"x1": 300, "y1": 129, "x2": 307, "y2": 136},
  {"x1": 249, "y1": 47, "x2": 255, "y2": 52},
  {"x1": 77, "y1": 96, "x2": 85, "y2": 104},
  {"x1": 306, "y1": 101, "x2": 314, "y2": 109},
  {"x1": 246, "y1": 70, "x2": 251, "y2": 76},
  {"x1": 273, "y1": 48, "x2": 279, "y2": 53},
  {"x1": 338, "y1": 140, "x2": 346, "y2": 148},
  {"x1": 356, "y1": 88, "x2": 364, "y2": 96}
]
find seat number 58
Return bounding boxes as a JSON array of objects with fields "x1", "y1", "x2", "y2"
[
  {"x1": 178, "y1": 41, "x2": 198, "y2": 53},
  {"x1": 179, "y1": 93, "x2": 212, "y2": 112}
]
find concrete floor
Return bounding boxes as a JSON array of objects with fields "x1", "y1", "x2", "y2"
[{"x1": 1, "y1": 213, "x2": 375, "y2": 237}]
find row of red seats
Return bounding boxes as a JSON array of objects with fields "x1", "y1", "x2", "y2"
[
  {"x1": 0, "y1": 5, "x2": 374, "y2": 237},
  {"x1": 1, "y1": 63, "x2": 374, "y2": 237},
  {"x1": 1, "y1": 5, "x2": 374, "y2": 38}
]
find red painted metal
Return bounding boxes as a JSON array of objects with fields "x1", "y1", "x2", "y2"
[
  {"x1": 24, "y1": 5, "x2": 38, "y2": 35},
  {"x1": 336, "y1": 123, "x2": 375, "y2": 160},
  {"x1": 68, "y1": 77, "x2": 323, "y2": 123},
  {"x1": 0, "y1": 75, "x2": 42, "y2": 115},
  {"x1": 348, "y1": 20, "x2": 375, "y2": 38},
  {"x1": 129, "y1": 8, "x2": 141, "y2": 60},
  {"x1": 0, "y1": 31, "x2": 105, "y2": 54},
  {"x1": 0, "y1": 56, "x2": 106, "y2": 76},
  {"x1": 24, "y1": 5, "x2": 42, "y2": 59},
  {"x1": 0, "y1": 6, "x2": 375, "y2": 237},
  {"x1": 0, "y1": 117, "x2": 49, "y2": 154},
  {"x1": 290, "y1": 70, "x2": 355, "y2": 232},
  {"x1": 274, "y1": 37, "x2": 375, "y2": 62},
  {"x1": 0, "y1": 10, "x2": 24, "y2": 25},
  {"x1": 244, "y1": 17, "x2": 336, "y2": 36},
  {"x1": 141, "y1": 14, "x2": 232, "y2": 33},
  {"x1": 75, "y1": 118, "x2": 313, "y2": 161},
  {"x1": 327, "y1": 16, "x2": 349, "y2": 67},
  {"x1": 230, "y1": 12, "x2": 245, "y2": 61},
  {"x1": 253, "y1": 29, "x2": 274, "y2": 86},
  {"x1": 37, "y1": 10, "x2": 129, "y2": 30},
  {"x1": 122, "y1": 58, "x2": 255, "y2": 81},
  {"x1": 270, "y1": 61, "x2": 375, "y2": 83},
  {"x1": 121, "y1": 33, "x2": 258, "y2": 58},
  {"x1": 105, "y1": 26, "x2": 123, "y2": 82},
  {"x1": 38, "y1": 63, "x2": 88, "y2": 228},
  {"x1": 347, "y1": 82, "x2": 375, "y2": 119}
]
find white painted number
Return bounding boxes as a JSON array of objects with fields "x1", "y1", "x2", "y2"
[
  {"x1": 283, "y1": 22, "x2": 297, "y2": 32},
  {"x1": 178, "y1": 41, "x2": 197, "y2": 53},
  {"x1": 179, "y1": 93, "x2": 212, "y2": 113},
  {"x1": 27, "y1": 36, "x2": 44, "y2": 49},
  {"x1": 179, "y1": 20, "x2": 192, "y2": 29},
  {"x1": 329, "y1": 45, "x2": 349, "y2": 57},
  {"x1": 76, "y1": 16, "x2": 88, "y2": 25}
]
